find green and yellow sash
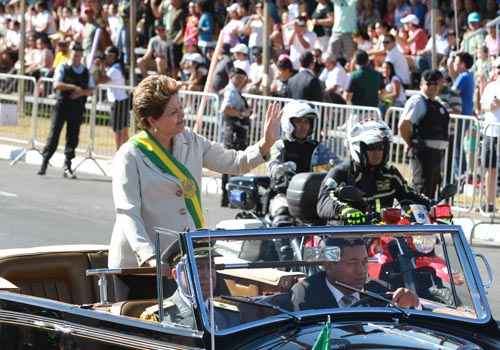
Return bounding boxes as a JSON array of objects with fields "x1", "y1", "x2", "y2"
[{"x1": 130, "y1": 131, "x2": 205, "y2": 229}]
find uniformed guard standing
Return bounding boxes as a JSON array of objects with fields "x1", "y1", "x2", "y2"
[
  {"x1": 37, "y1": 43, "x2": 94, "y2": 178},
  {"x1": 398, "y1": 70, "x2": 450, "y2": 198},
  {"x1": 219, "y1": 67, "x2": 252, "y2": 206}
]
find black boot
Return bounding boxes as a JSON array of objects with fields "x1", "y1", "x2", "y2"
[
  {"x1": 37, "y1": 158, "x2": 49, "y2": 175},
  {"x1": 63, "y1": 159, "x2": 76, "y2": 179}
]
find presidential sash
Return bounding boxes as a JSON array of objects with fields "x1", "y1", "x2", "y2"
[{"x1": 130, "y1": 131, "x2": 205, "y2": 229}]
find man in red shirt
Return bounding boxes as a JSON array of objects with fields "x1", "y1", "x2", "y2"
[{"x1": 401, "y1": 14, "x2": 427, "y2": 56}]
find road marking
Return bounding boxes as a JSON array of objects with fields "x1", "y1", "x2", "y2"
[{"x1": 0, "y1": 191, "x2": 17, "y2": 198}]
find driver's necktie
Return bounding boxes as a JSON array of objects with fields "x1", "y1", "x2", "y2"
[{"x1": 341, "y1": 294, "x2": 356, "y2": 307}]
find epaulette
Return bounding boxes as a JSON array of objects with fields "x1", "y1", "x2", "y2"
[{"x1": 212, "y1": 300, "x2": 239, "y2": 313}]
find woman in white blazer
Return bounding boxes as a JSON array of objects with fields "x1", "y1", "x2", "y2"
[{"x1": 108, "y1": 75, "x2": 281, "y2": 273}]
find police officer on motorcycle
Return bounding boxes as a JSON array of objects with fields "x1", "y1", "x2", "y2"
[
  {"x1": 267, "y1": 101, "x2": 335, "y2": 227},
  {"x1": 317, "y1": 120, "x2": 430, "y2": 225}
]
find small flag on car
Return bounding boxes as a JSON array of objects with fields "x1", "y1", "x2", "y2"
[{"x1": 312, "y1": 315, "x2": 331, "y2": 350}]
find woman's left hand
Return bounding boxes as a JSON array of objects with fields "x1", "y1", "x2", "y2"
[{"x1": 259, "y1": 102, "x2": 282, "y2": 157}]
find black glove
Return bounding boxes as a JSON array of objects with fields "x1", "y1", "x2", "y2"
[{"x1": 340, "y1": 206, "x2": 366, "y2": 225}]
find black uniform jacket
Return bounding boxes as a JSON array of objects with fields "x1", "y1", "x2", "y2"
[{"x1": 317, "y1": 161, "x2": 430, "y2": 223}]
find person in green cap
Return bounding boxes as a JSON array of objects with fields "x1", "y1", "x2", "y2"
[{"x1": 460, "y1": 12, "x2": 485, "y2": 56}]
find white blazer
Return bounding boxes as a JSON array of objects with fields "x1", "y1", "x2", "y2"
[{"x1": 108, "y1": 128, "x2": 265, "y2": 268}]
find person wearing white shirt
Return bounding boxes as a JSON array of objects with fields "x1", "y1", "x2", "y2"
[
  {"x1": 33, "y1": 2, "x2": 56, "y2": 36},
  {"x1": 480, "y1": 59, "x2": 500, "y2": 212},
  {"x1": 382, "y1": 34, "x2": 411, "y2": 86},
  {"x1": 59, "y1": 7, "x2": 74, "y2": 36},
  {"x1": 320, "y1": 53, "x2": 350, "y2": 95},
  {"x1": 287, "y1": 16, "x2": 317, "y2": 70},
  {"x1": 5, "y1": 20, "x2": 19, "y2": 49},
  {"x1": 95, "y1": 46, "x2": 130, "y2": 150},
  {"x1": 243, "y1": 2, "x2": 264, "y2": 51},
  {"x1": 222, "y1": 3, "x2": 243, "y2": 48},
  {"x1": 230, "y1": 43, "x2": 251, "y2": 75},
  {"x1": 107, "y1": 3, "x2": 122, "y2": 46}
]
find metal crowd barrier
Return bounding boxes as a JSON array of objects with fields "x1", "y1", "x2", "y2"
[
  {"x1": 179, "y1": 90, "x2": 221, "y2": 142},
  {"x1": 0, "y1": 74, "x2": 37, "y2": 153},
  {"x1": 477, "y1": 122, "x2": 500, "y2": 218},
  {"x1": 3, "y1": 76, "x2": 222, "y2": 167},
  {"x1": 242, "y1": 94, "x2": 289, "y2": 146},
  {"x1": 92, "y1": 83, "x2": 134, "y2": 159},
  {"x1": 243, "y1": 93, "x2": 382, "y2": 159},
  {"x1": 445, "y1": 115, "x2": 480, "y2": 213}
]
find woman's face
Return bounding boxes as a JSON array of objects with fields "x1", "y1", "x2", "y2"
[
  {"x1": 255, "y1": 3, "x2": 263, "y2": 15},
  {"x1": 477, "y1": 47, "x2": 487, "y2": 60},
  {"x1": 148, "y1": 94, "x2": 185, "y2": 137},
  {"x1": 382, "y1": 63, "x2": 390, "y2": 78},
  {"x1": 188, "y1": 2, "x2": 196, "y2": 15}
]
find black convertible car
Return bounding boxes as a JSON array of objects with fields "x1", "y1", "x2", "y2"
[{"x1": 0, "y1": 225, "x2": 498, "y2": 349}]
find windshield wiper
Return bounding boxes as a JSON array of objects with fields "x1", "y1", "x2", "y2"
[
  {"x1": 220, "y1": 295, "x2": 302, "y2": 322},
  {"x1": 333, "y1": 280, "x2": 411, "y2": 318}
]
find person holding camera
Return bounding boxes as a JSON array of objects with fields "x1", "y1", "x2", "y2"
[{"x1": 220, "y1": 67, "x2": 253, "y2": 207}]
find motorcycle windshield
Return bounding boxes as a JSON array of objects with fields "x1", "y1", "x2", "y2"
[{"x1": 183, "y1": 226, "x2": 489, "y2": 334}]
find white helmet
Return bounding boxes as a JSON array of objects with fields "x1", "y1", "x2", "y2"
[
  {"x1": 347, "y1": 120, "x2": 393, "y2": 169},
  {"x1": 280, "y1": 101, "x2": 318, "y2": 141}
]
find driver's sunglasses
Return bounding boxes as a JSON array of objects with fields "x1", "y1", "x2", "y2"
[{"x1": 366, "y1": 142, "x2": 385, "y2": 151}]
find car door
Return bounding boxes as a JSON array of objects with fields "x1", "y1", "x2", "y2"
[{"x1": 0, "y1": 292, "x2": 206, "y2": 350}]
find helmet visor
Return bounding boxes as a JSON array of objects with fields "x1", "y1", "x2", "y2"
[{"x1": 366, "y1": 141, "x2": 385, "y2": 151}]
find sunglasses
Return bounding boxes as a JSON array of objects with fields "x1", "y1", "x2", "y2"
[
  {"x1": 382, "y1": 41, "x2": 391, "y2": 44},
  {"x1": 425, "y1": 81, "x2": 438, "y2": 86}
]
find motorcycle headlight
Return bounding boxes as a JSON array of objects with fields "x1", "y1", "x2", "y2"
[{"x1": 413, "y1": 235, "x2": 436, "y2": 254}]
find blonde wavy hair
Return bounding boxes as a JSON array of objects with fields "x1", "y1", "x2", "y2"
[{"x1": 132, "y1": 75, "x2": 180, "y2": 129}]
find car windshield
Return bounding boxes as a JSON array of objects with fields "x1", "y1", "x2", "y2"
[{"x1": 180, "y1": 226, "x2": 487, "y2": 333}]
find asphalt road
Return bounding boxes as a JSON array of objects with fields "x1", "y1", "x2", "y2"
[{"x1": 1, "y1": 159, "x2": 500, "y2": 319}]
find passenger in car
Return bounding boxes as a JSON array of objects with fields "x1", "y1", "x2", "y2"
[
  {"x1": 289, "y1": 238, "x2": 419, "y2": 311},
  {"x1": 140, "y1": 244, "x2": 240, "y2": 330}
]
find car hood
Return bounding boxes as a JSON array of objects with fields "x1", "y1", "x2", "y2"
[{"x1": 238, "y1": 321, "x2": 483, "y2": 350}]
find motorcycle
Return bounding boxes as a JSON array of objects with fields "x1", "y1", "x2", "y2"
[{"x1": 218, "y1": 160, "x2": 334, "y2": 263}]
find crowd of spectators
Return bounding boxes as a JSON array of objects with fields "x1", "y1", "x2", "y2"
[{"x1": 0, "y1": 0, "x2": 498, "y2": 115}]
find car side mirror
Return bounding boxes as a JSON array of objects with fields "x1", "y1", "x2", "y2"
[{"x1": 438, "y1": 183, "x2": 458, "y2": 202}]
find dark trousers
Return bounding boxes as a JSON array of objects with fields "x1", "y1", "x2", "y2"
[
  {"x1": 221, "y1": 119, "x2": 249, "y2": 206},
  {"x1": 410, "y1": 146, "x2": 445, "y2": 199},
  {"x1": 42, "y1": 99, "x2": 85, "y2": 162}
]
